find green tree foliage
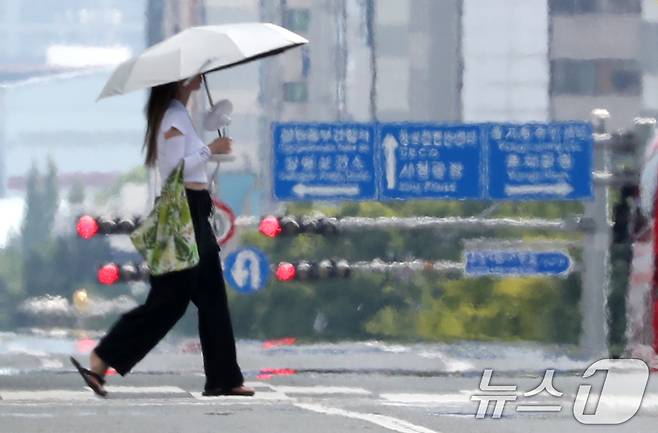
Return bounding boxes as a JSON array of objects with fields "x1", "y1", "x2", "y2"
[
  {"x1": 67, "y1": 179, "x2": 85, "y2": 205},
  {"x1": 21, "y1": 160, "x2": 58, "y2": 253},
  {"x1": 227, "y1": 200, "x2": 584, "y2": 344},
  {"x1": 0, "y1": 242, "x2": 24, "y2": 329},
  {"x1": 0, "y1": 158, "x2": 113, "y2": 329},
  {"x1": 21, "y1": 158, "x2": 60, "y2": 297}
]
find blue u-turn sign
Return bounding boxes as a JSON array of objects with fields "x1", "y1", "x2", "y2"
[{"x1": 224, "y1": 247, "x2": 271, "y2": 294}]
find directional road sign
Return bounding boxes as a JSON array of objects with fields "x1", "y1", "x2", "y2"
[
  {"x1": 378, "y1": 123, "x2": 483, "y2": 200},
  {"x1": 487, "y1": 122, "x2": 593, "y2": 200},
  {"x1": 464, "y1": 249, "x2": 573, "y2": 277},
  {"x1": 224, "y1": 247, "x2": 271, "y2": 294},
  {"x1": 272, "y1": 123, "x2": 377, "y2": 201},
  {"x1": 272, "y1": 121, "x2": 593, "y2": 202}
]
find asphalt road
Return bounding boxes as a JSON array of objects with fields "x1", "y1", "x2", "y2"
[{"x1": 1, "y1": 335, "x2": 657, "y2": 433}]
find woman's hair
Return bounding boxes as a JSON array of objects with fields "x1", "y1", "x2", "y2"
[{"x1": 143, "y1": 81, "x2": 179, "y2": 167}]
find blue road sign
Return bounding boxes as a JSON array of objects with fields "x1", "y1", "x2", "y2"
[
  {"x1": 487, "y1": 122, "x2": 593, "y2": 200},
  {"x1": 464, "y1": 250, "x2": 573, "y2": 277},
  {"x1": 224, "y1": 247, "x2": 271, "y2": 294},
  {"x1": 272, "y1": 121, "x2": 593, "y2": 202},
  {"x1": 272, "y1": 123, "x2": 377, "y2": 201},
  {"x1": 378, "y1": 124, "x2": 484, "y2": 200}
]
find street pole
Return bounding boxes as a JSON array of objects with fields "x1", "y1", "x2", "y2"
[
  {"x1": 0, "y1": 86, "x2": 6, "y2": 198},
  {"x1": 365, "y1": 0, "x2": 377, "y2": 122},
  {"x1": 580, "y1": 109, "x2": 611, "y2": 358}
]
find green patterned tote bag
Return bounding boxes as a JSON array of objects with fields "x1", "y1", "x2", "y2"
[{"x1": 130, "y1": 160, "x2": 200, "y2": 276}]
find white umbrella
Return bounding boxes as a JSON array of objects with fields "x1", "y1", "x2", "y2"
[
  {"x1": 97, "y1": 22, "x2": 308, "y2": 100},
  {"x1": 98, "y1": 22, "x2": 307, "y2": 201}
]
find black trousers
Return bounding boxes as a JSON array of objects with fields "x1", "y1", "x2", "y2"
[{"x1": 94, "y1": 188, "x2": 244, "y2": 392}]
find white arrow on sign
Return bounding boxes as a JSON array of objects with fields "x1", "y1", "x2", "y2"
[
  {"x1": 231, "y1": 250, "x2": 261, "y2": 289},
  {"x1": 382, "y1": 134, "x2": 399, "y2": 189},
  {"x1": 292, "y1": 184, "x2": 360, "y2": 197},
  {"x1": 505, "y1": 182, "x2": 574, "y2": 197}
]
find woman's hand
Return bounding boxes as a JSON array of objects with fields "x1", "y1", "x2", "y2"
[{"x1": 208, "y1": 137, "x2": 232, "y2": 155}]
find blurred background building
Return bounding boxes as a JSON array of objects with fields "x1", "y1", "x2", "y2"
[
  {"x1": 2, "y1": 0, "x2": 658, "y2": 214},
  {"x1": 463, "y1": 0, "x2": 550, "y2": 122},
  {"x1": 1, "y1": 0, "x2": 658, "y2": 348},
  {"x1": 0, "y1": 0, "x2": 146, "y2": 201},
  {"x1": 549, "y1": 0, "x2": 643, "y2": 126}
]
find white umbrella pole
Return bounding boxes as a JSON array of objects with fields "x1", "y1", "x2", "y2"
[
  {"x1": 202, "y1": 74, "x2": 223, "y2": 139},
  {"x1": 202, "y1": 73, "x2": 223, "y2": 197}
]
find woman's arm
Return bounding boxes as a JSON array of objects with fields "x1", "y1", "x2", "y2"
[{"x1": 161, "y1": 127, "x2": 211, "y2": 178}]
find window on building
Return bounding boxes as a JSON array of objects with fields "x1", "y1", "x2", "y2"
[
  {"x1": 284, "y1": 8, "x2": 310, "y2": 33},
  {"x1": 551, "y1": 59, "x2": 641, "y2": 96},
  {"x1": 549, "y1": 0, "x2": 640, "y2": 14},
  {"x1": 549, "y1": 0, "x2": 597, "y2": 14},
  {"x1": 283, "y1": 82, "x2": 309, "y2": 103},
  {"x1": 609, "y1": 68, "x2": 641, "y2": 94},
  {"x1": 602, "y1": 0, "x2": 640, "y2": 14},
  {"x1": 551, "y1": 59, "x2": 597, "y2": 95}
]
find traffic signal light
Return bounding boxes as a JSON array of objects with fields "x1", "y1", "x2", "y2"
[
  {"x1": 259, "y1": 216, "x2": 338, "y2": 238},
  {"x1": 97, "y1": 262, "x2": 149, "y2": 285},
  {"x1": 274, "y1": 259, "x2": 351, "y2": 282},
  {"x1": 76, "y1": 215, "x2": 99, "y2": 239},
  {"x1": 72, "y1": 289, "x2": 89, "y2": 312},
  {"x1": 258, "y1": 216, "x2": 282, "y2": 237},
  {"x1": 275, "y1": 262, "x2": 297, "y2": 281},
  {"x1": 76, "y1": 215, "x2": 141, "y2": 238},
  {"x1": 97, "y1": 263, "x2": 120, "y2": 285}
]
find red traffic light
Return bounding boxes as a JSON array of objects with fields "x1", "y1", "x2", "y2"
[
  {"x1": 259, "y1": 216, "x2": 282, "y2": 238},
  {"x1": 97, "y1": 263, "x2": 120, "y2": 285},
  {"x1": 275, "y1": 262, "x2": 297, "y2": 281},
  {"x1": 76, "y1": 215, "x2": 99, "y2": 240}
]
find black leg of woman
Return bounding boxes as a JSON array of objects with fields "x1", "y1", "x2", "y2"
[
  {"x1": 93, "y1": 266, "x2": 197, "y2": 376},
  {"x1": 191, "y1": 250, "x2": 244, "y2": 392}
]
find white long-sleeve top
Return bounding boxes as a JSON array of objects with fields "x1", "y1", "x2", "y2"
[{"x1": 156, "y1": 99, "x2": 211, "y2": 185}]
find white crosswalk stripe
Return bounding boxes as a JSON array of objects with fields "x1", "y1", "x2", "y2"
[
  {"x1": 189, "y1": 391, "x2": 292, "y2": 401},
  {"x1": 106, "y1": 386, "x2": 190, "y2": 394},
  {"x1": 271, "y1": 386, "x2": 372, "y2": 396},
  {"x1": 0, "y1": 390, "x2": 95, "y2": 401},
  {"x1": 6, "y1": 384, "x2": 657, "y2": 433},
  {"x1": 0, "y1": 386, "x2": 190, "y2": 401},
  {"x1": 378, "y1": 391, "x2": 658, "y2": 416},
  {"x1": 5, "y1": 383, "x2": 656, "y2": 419}
]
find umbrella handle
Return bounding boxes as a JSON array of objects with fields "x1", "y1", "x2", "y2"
[
  {"x1": 203, "y1": 73, "x2": 224, "y2": 197},
  {"x1": 202, "y1": 74, "x2": 223, "y2": 139}
]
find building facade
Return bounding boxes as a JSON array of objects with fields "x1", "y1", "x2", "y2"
[
  {"x1": 548, "y1": 0, "x2": 644, "y2": 128},
  {"x1": 462, "y1": 0, "x2": 550, "y2": 122},
  {"x1": 257, "y1": 0, "x2": 463, "y2": 208},
  {"x1": 0, "y1": 0, "x2": 146, "y2": 198}
]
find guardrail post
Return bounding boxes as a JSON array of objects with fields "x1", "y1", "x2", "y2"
[{"x1": 580, "y1": 109, "x2": 611, "y2": 358}]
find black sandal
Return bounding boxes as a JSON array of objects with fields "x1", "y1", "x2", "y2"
[{"x1": 70, "y1": 356, "x2": 108, "y2": 397}]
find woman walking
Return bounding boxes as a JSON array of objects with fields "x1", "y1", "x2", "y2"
[{"x1": 70, "y1": 74, "x2": 254, "y2": 398}]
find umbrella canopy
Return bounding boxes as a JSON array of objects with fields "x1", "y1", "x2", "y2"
[{"x1": 97, "y1": 22, "x2": 308, "y2": 100}]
